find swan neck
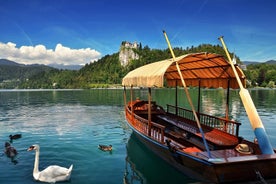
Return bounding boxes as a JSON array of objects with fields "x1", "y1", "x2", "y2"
[{"x1": 33, "y1": 149, "x2": 39, "y2": 174}]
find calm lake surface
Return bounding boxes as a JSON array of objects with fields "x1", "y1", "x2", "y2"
[{"x1": 0, "y1": 88, "x2": 275, "y2": 184}]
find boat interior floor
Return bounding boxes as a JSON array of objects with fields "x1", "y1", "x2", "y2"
[{"x1": 196, "y1": 149, "x2": 254, "y2": 161}]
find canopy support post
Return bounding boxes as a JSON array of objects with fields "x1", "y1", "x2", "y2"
[
  {"x1": 197, "y1": 80, "x2": 201, "y2": 116},
  {"x1": 130, "y1": 85, "x2": 134, "y2": 121},
  {"x1": 175, "y1": 80, "x2": 178, "y2": 116},
  {"x1": 124, "y1": 85, "x2": 127, "y2": 110},
  {"x1": 148, "y1": 88, "x2": 152, "y2": 136},
  {"x1": 226, "y1": 79, "x2": 230, "y2": 120}
]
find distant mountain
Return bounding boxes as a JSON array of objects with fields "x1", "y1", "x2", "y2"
[
  {"x1": 0, "y1": 58, "x2": 82, "y2": 70},
  {"x1": 0, "y1": 59, "x2": 23, "y2": 66},
  {"x1": 0, "y1": 59, "x2": 58, "y2": 83},
  {"x1": 242, "y1": 61, "x2": 259, "y2": 65},
  {"x1": 242, "y1": 60, "x2": 276, "y2": 65},
  {"x1": 266, "y1": 60, "x2": 276, "y2": 65}
]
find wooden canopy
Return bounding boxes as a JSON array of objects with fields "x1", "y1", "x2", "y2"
[{"x1": 122, "y1": 52, "x2": 246, "y2": 89}]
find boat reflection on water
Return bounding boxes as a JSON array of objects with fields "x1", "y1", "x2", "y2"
[{"x1": 124, "y1": 133, "x2": 197, "y2": 184}]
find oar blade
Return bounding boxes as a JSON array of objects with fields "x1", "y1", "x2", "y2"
[{"x1": 239, "y1": 88, "x2": 274, "y2": 154}]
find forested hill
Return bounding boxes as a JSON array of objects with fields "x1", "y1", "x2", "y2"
[
  {"x1": 1, "y1": 44, "x2": 275, "y2": 89},
  {"x1": 77, "y1": 44, "x2": 243, "y2": 87},
  {"x1": 0, "y1": 59, "x2": 58, "y2": 88}
]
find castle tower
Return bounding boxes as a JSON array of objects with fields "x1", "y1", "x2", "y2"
[{"x1": 119, "y1": 41, "x2": 139, "y2": 66}]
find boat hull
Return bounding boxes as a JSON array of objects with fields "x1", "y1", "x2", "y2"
[
  {"x1": 131, "y1": 130, "x2": 216, "y2": 182},
  {"x1": 127, "y1": 118, "x2": 276, "y2": 183}
]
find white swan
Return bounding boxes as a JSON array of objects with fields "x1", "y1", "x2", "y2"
[{"x1": 27, "y1": 144, "x2": 73, "y2": 183}]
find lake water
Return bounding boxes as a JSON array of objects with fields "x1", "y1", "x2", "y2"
[{"x1": 0, "y1": 88, "x2": 275, "y2": 184}]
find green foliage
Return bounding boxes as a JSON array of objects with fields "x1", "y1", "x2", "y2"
[
  {"x1": 244, "y1": 63, "x2": 276, "y2": 87},
  {"x1": 78, "y1": 53, "x2": 124, "y2": 87},
  {"x1": 0, "y1": 64, "x2": 57, "y2": 81},
  {"x1": 0, "y1": 64, "x2": 59, "y2": 89}
]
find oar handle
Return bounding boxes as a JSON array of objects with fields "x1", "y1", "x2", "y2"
[
  {"x1": 163, "y1": 30, "x2": 176, "y2": 60},
  {"x1": 218, "y1": 36, "x2": 244, "y2": 88},
  {"x1": 163, "y1": 30, "x2": 212, "y2": 158}
]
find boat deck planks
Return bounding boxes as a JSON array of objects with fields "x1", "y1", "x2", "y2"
[{"x1": 197, "y1": 149, "x2": 247, "y2": 161}]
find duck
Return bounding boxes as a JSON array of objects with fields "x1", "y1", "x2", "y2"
[
  {"x1": 5, "y1": 142, "x2": 18, "y2": 158},
  {"x1": 27, "y1": 144, "x2": 73, "y2": 183},
  {"x1": 98, "y1": 144, "x2": 112, "y2": 151},
  {"x1": 9, "y1": 134, "x2": 22, "y2": 142}
]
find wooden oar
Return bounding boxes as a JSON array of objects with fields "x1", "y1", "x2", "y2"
[
  {"x1": 163, "y1": 30, "x2": 212, "y2": 158},
  {"x1": 219, "y1": 36, "x2": 274, "y2": 154}
]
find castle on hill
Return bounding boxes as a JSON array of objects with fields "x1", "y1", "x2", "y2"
[{"x1": 119, "y1": 41, "x2": 140, "y2": 66}]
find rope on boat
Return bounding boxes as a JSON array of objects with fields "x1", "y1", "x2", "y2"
[{"x1": 163, "y1": 30, "x2": 212, "y2": 158}]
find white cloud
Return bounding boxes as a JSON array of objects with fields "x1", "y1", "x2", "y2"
[{"x1": 0, "y1": 42, "x2": 101, "y2": 65}]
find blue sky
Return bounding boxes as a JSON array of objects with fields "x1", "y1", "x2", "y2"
[{"x1": 0, "y1": 0, "x2": 275, "y2": 65}]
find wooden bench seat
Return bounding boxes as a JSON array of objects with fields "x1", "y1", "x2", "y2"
[{"x1": 183, "y1": 147, "x2": 202, "y2": 153}]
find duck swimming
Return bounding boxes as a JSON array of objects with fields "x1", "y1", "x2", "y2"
[
  {"x1": 98, "y1": 144, "x2": 112, "y2": 151},
  {"x1": 9, "y1": 134, "x2": 22, "y2": 142},
  {"x1": 27, "y1": 144, "x2": 73, "y2": 183},
  {"x1": 5, "y1": 142, "x2": 18, "y2": 158}
]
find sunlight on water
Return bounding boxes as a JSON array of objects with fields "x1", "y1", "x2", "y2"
[{"x1": 0, "y1": 89, "x2": 275, "y2": 184}]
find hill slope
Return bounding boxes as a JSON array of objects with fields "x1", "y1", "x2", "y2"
[
  {"x1": 0, "y1": 59, "x2": 23, "y2": 66},
  {"x1": 0, "y1": 59, "x2": 58, "y2": 82}
]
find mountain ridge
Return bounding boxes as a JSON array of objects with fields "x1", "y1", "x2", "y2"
[
  {"x1": 243, "y1": 60, "x2": 276, "y2": 65},
  {"x1": 0, "y1": 59, "x2": 58, "y2": 83},
  {"x1": 0, "y1": 59, "x2": 23, "y2": 66},
  {"x1": 0, "y1": 59, "x2": 81, "y2": 70}
]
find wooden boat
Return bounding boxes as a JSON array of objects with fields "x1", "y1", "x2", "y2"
[{"x1": 122, "y1": 36, "x2": 276, "y2": 183}]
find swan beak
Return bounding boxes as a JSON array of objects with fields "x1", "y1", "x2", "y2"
[{"x1": 27, "y1": 145, "x2": 35, "y2": 151}]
